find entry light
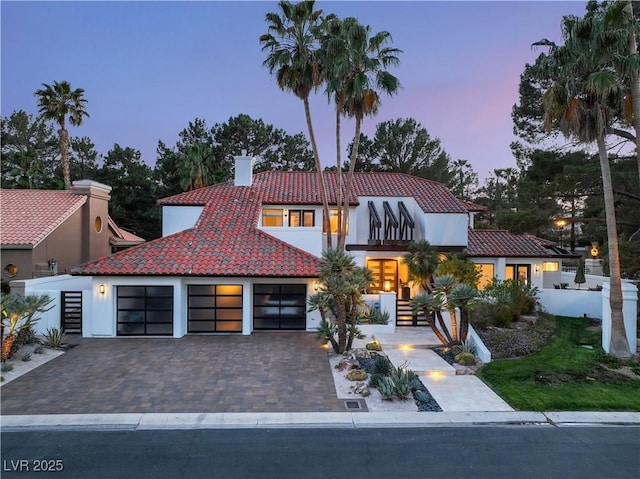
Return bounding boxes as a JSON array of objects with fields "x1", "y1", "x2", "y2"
[
  {"x1": 384, "y1": 280, "x2": 391, "y2": 292},
  {"x1": 99, "y1": 284, "x2": 106, "y2": 294},
  {"x1": 534, "y1": 264, "x2": 541, "y2": 273},
  {"x1": 313, "y1": 280, "x2": 319, "y2": 292}
]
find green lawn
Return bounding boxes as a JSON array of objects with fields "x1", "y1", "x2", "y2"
[{"x1": 476, "y1": 316, "x2": 640, "y2": 411}]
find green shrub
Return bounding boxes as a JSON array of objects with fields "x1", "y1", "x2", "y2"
[
  {"x1": 378, "y1": 376, "x2": 395, "y2": 400},
  {"x1": 42, "y1": 327, "x2": 67, "y2": 350},
  {"x1": 33, "y1": 345, "x2": 45, "y2": 354},
  {"x1": 346, "y1": 369, "x2": 367, "y2": 381},
  {"x1": 21, "y1": 352, "x2": 32, "y2": 362},
  {"x1": 371, "y1": 355, "x2": 394, "y2": 376},
  {"x1": 391, "y1": 368, "x2": 412, "y2": 399},
  {"x1": 1, "y1": 362, "x2": 14, "y2": 372},
  {"x1": 454, "y1": 352, "x2": 476, "y2": 366}
]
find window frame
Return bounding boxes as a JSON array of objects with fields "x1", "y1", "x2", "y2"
[{"x1": 288, "y1": 209, "x2": 315, "y2": 228}]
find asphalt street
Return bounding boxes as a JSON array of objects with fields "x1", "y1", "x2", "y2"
[{"x1": 2, "y1": 426, "x2": 639, "y2": 479}]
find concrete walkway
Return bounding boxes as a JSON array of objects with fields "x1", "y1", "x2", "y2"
[{"x1": 356, "y1": 327, "x2": 514, "y2": 412}]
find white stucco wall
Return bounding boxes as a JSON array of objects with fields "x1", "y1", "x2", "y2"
[
  {"x1": 422, "y1": 213, "x2": 468, "y2": 246},
  {"x1": 9, "y1": 275, "x2": 92, "y2": 335},
  {"x1": 162, "y1": 205, "x2": 204, "y2": 237},
  {"x1": 539, "y1": 289, "x2": 602, "y2": 319}
]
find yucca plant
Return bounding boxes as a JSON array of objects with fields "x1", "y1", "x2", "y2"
[{"x1": 42, "y1": 327, "x2": 67, "y2": 350}]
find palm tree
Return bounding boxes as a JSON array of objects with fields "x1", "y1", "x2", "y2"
[
  {"x1": 535, "y1": 13, "x2": 631, "y2": 357},
  {"x1": 402, "y1": 240, "x2": 439, "y2": 293},
  {"x1": 599, "y1": 0, "x2": 640, "y2": 183},
  {"x1": 178, "y1": 143, "x2": 213, "y2": 191},
  {"x1": 34, "y1": 81, "x2": 89, "y2": 189},
  {"x1": 310, "y1": 248, "x2": 370, "y2": 353},
  {"x1": 260, "y1": 0, "x2": 332, "y2": 247},
  {"x1": 324, "y1": 19, "x2": 401, "y2": 249}
]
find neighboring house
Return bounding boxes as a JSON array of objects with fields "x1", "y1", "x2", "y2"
[
  {"x1": 68, "y1": 156, "x2": 574, "y2": 338},
  {"x1": 1, "y1": 180, "x2": 144, "y2": 288}
]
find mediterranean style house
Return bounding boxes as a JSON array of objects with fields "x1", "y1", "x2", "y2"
[
  {"x1": 65, "y1": 155, "x2": 574, "y2": 338},
  {"x1": 1, "y1": 181, "x2": 144, "y2": 288}
]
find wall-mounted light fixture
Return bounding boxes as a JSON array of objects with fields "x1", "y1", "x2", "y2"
[
  {"x1": 384, "y1": 280, "x2": 391, "y2": 292},
  {"x1": 313, "y1": 280, "x2": 319, "y2": 292},
  {"x1": 534, "y1": 264, "x2": 540, "y2": 274},
  {"x1": 99, "y1": 284, "x2": 106, "y2": 294}
]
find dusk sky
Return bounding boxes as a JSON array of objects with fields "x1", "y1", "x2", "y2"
[{"x1": 1, "y1": 1, "x2": 587, "y2": 181}]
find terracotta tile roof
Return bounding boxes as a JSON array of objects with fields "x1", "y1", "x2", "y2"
[
  {"x1": 107, "y1": 216, "x2": 146, "y2": 247},
  {"x1": 0, "y1": 189, "x2": 86, "y2": 247},
  {"x1": 462, "y1": 200, "x2": 488, "y2": 212},
  {"x1": 71, "y1": 185, "x2": 320, "y2": 276},
  {"x1": 466, "y1": 229, "x2": 552, "y2": 257},
  {"x1": 160, "y1": 172, "x2": 467, "y2": 213}
]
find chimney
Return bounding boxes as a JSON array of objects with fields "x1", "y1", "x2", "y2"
[{"x1": 233, "y1": 151, "x2": 254, "y2": 187}]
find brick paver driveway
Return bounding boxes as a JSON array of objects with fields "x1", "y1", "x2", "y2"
[{"x1": 1, "y1": 333, "x2": 344, "y2": 415}]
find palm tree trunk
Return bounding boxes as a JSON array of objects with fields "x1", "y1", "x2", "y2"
[
  {"x1": 435, "y1": 310, "x2": 453, "y2": 345},
  {"x1": 624, "y1": 0, "x2": 640, "y2": 184},
  {"x1": 1, "y1": 334, "x2": 15, "y2": 361},
  {"x1": 597, "y1": 132, "x2": 631, "y2": 358},
  {"x1": 340, "y1": 115, "x2": 363, "y2": 250},
  {"x1": 423, "y1": 311, "x2": 450, "y2": 347},
  {"x1": 336, "y1": 299, "x2": 347, "y2": 353},
  {"x1": 459, "y1": 308, "x2": 470, "y2": 342},
  {"x1": 59, "y1": 125, "x2": 71, "y2": 189},
  {"x1": 335, "y1": 107, "x2": 344, "y2": 249},
  {"x1": 303, "y1": 97, "x2": 332, "y2": 248},
  {"x1": 449, "y1": 309, "x2": 459, "y2": 343}
]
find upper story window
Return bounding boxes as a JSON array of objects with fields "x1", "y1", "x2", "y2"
[
  {"x1": 289, "y1": 209, "x2": 315, "y2": 227},
  {"x1": 262, "y1": 209, "x2": 283, "y2": 227},
  {"x1": 323, "y1": 209, "x2": 348, "y2": 235}
]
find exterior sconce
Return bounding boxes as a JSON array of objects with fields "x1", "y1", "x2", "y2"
[
  {"x1": 590, "y1": 244, "x2": 599, "y2": 258},
  {"x1": 534, "y1": 264, "x2": 540, "y2": 274},
  {"x1": 99, "y1": 284, "x2": 106, "y2": 294},
  {"x1": 384, "y1": 280, "x2": 391, "y2": 292},
  {"x1": 313, "y1": 280, "x2": 319, "y2": 292}
]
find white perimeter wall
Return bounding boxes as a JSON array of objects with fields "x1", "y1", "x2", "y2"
[
  {"x1": 162, "y1": 205, "x2": 204, "y2": 236},
  {"x1": 9, "y1": 275, "x2": 92, "y2": 335}
]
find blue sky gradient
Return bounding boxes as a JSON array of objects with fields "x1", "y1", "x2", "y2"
[{"x1": 1, "y1": 1, "x2": 587, "y2": 180}]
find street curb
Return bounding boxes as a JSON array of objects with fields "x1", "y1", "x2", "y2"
[{"x1": 2, "y1": 411, "x2": 639, "y2": 431}]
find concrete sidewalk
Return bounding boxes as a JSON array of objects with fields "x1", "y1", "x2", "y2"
[{"x1": 2, "y1": 411, "x2": 639, "y2": 431}]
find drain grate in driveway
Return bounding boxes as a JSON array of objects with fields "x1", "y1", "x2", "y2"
[{"x1": 344, "y1": 399, "x2": 366, "y2": 411}]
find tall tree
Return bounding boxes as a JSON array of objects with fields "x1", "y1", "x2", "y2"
[
  {"x1": 334, "y1": 20, "x2": 402, "y2": 250},
  {"x1": 260, "y1": 0, "x2": 332, "y2": 247},
  {"x1": 69, "y1": 136, "x2": 99, "y2": 181},
  {"x1": 356, "y1": 118, "x2": 453, "y2": 182},
  {"x1": 535, "y1": 10, "x2": 631, "y2": 357},
  {"x1": 34, "y1": 81, "x2": 89, "y2": 189},
  {"x1": 450, "y1": 159, "x2": 479, "y2": 201},
  {"x1": 178, "y1": 143, "x2": 214, "y2": 191},
  {"x1": 96, "y1": 144, "x2": 160, "y2": 240},
  {"x1": 1, "y1": 110, "x2": 59, "y2": 189}
]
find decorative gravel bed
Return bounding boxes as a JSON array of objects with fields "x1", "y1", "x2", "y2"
[
  {"x1": 357, "y1": 355, "x2": 442, "y2": 412},
  {"x1": 432, "y1": 347, "x2": 456, "y2": 365}
]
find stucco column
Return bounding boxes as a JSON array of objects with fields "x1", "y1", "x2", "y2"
[{"x1": 378, "y1": 292, "x2": 397, "y2": 325}]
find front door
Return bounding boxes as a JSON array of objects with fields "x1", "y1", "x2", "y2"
[{"x1": 367, "y1": 259, "x2": 398, "y2": 293}]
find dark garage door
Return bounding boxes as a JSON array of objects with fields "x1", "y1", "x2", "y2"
[
  {"x1": 117, "y1": 286, "x2": 173, "y2": 336},
  {"x1": 253, "y1": 284, "x2": 306, "y2": 330},
  {"x1": 188, "y1": 284, "x2": 243, "y2": 333}
]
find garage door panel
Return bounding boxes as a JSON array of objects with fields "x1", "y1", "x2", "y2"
[
  {"x1": 187, "y1": 284, "x2": 243, "y2": 334},
  {"x1": 253, "y1": 284, "x2": 306, "y2": 330}
]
